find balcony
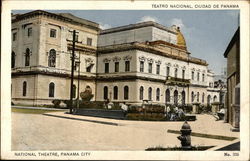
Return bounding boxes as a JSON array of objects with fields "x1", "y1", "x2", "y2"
[
  {"x1": 165, "y1": 76, "x2": 190, "y2": 86},
  {"x1": 67, "y1": 42, "x2": 96, "y2": 54}
]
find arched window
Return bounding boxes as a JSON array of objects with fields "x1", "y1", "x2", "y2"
[
  {"x1": 191, "y1": 91, "x2": 194, "y2": 102},
  {"x1": 113, "y1": 86, "x2": 118, "y2": 100},
  {"x1": 213, "y1": 95, "x2": 217, "y2": 102},
  {"x1": 191, "y1": 71, "x2": 194, "y2": 80},
  {"x1": 49, "y1": 82, "x2": 55, "y2": 97},
  {"x1": 72, "y1": 84, "x2": 76, "y2": 98},
  {"x1": 48, "y1": 49, "x2": 56, "y2": 67},
  {"x1": 207, "y1": 95, "x2": 211, "y2": 105},
  {"x1": 124, "y1": 86, "x2": 129, "y2": 100},
  {"x1": 156, "y1": 88, "x2": 160, "y2": 101},
  {"x1": 175, "y1": 68, "x2": 178, "y2": 78},
  {"x1": 139, "y1": 86, "x2": 144, "y2": 100},
  {"x1": 25, "y1": 48, "x2": 30, "y2": 66},
  {"x1": 148, "y1": 87, "x2": 152, "y2": 101},
  {"x1": 104, "y1": 86, "x2": 108, "y2": 100},
  {"x1": 165, "y1": 89, "x2": 170, "y2": 103},
  {"x1": 12, "y1": 51, "x2": 15, "y2": 68},
  {"x1": 174, "y1": 90, "x2": 178, "y2": 105},
  {"x1": 197, "y1": 92, "x2": 200, "y2": 102},
  {"x1": 181, "y1": 91, "x2": 185, "y2": 105},
  {"x1": 202, "y1": 93, "x2": 205, "y2": 103},
  {"x1": 23, "y1": 81, "x2": 27, "y2": 96}
]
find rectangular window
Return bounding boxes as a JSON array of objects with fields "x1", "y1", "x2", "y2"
[
  {"x1": 156, "y1": 65, "x2": 160, "y2": 75},
  {"x1": 115, "y1": 62, "x2": 119, "y2": 72},
  {"x1": 87, "y1": 38, "x2": 92, "y2": 46},
  {"x1": 166, "y1": 66, "x2": 170, "y2": 76},
  {"x1": 28, "y1": 27, "x2": 32, "y2": 37},
  {"x1": 192, "y1": 71, "x2": 194, "y2": 80},
  {"x1": 148, "y1": 63, "x2": 152, "y2": 73},
  {"x1": 182, "y1": 70, "x2": 185, "y2": 79},
  {"x1": 202, "y1": 74, "x2": 205, "y2": 82},
  {"x1": 140, "y1": 61, "x2": 144, "y2": 72},
  {"x1": 197, "y1": 72, "x2": 200, "y2": 81},
  {"x1": 125, "y1": 61, "x2": 130, "y2": 72},
  {"x1": 50, "y1": 29, "x2": 56, "y2": 38},
  {"x1": 13, "y1": 32, "x2": 17, "y2": 41},
  {"x1": 86, "y1": 66, "x2": 91, "y2": 72},
  {"x1": 105, "y1": 63, "x2": 109, "y2": 73}
]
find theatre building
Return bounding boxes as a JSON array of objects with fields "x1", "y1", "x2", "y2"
[
  {"x1": 96, "y1": 22, "x2": 219, "y2": 105},
  {"x1": 11, "y1": 10, "x2": 220, "y2": 106}
]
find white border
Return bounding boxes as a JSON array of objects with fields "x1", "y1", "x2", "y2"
[{"x1": 1, "y1": 0, "x2": 249, "y2": 160}]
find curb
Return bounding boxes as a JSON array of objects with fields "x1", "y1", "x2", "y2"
[{"x1": 43, "y1": 113, "x2": 119, "y2": 126}]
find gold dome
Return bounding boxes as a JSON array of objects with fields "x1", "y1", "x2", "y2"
[{"x1": 176, "y1": 27, "x2": 187, "y2": 50}]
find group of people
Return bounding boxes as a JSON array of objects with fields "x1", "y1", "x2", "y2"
[
  {"x1": 165, "y1": 105, "x2": 185, "y2": 121},
  {"x1": 104, "y1": 99, "x2": 187, "y2": 120}
]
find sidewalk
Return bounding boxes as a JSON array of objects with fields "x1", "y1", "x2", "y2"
[{"x1": 12, "y1": 105, "x2": 67, "y2": 111}]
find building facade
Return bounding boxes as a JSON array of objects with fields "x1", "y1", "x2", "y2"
[
  {"x1": 224, "y1": 27, "x2": 240, "y2": 130},
  {"x1": 11, "y1": 10, "x2": 220, "y2": 106},
  {"x1": 11, "y1": 10, "x2": 99, "y2": 105}
]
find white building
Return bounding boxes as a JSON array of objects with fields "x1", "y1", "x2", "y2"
[
  {"x1": 95, "y1": 22, "x2": 220, "y2": 105},
  {"x1": 11, "y1": 10, "x2": 99, "y2": 105},
  {"x1": 11, "y1": 10, "x2": 220, "y2": 106}
]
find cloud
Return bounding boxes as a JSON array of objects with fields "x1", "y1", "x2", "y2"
[
  {"x1": 170, "y1": 18, "x2": 185, "y2": 29},
  {"x1": 138, "y1": 16, "x2": 160, "y2": 23},
  {"x1": 99, "y1": 23, "x2": 112, "y2": 30}
]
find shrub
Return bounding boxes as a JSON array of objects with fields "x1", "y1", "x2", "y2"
[
  {"x1": 62, "y1": 100, "x2": 71, "y2": 108},
  {"x1": 52, "y1": 99, "x2": 61, "y2": 108},
  {"x1": 111, "y1": 102, "x2": 122, "y2": 110},
  {"x1": 80, "y1": 90, "x2": 94, "y2": 101},
  {"x1": 182, "y1": 104, "x2": 192, "y2": 113},
  {"x1": 126, "y1": 113, "x2": 166, "y2": 121},
  {"x1": 79, "y1": 101, "x2": 105, "y2": 109},
  {"x1": 144, "y1": 104, "x2": 165, "y2": 113},
  {"x1": 206, "y1": 105, "x2": 212, "y2": 112},
  {"x1": 128, "y1": 104, "x2": 142, "y2": 113},
  {"x1": 199, "y1": 104, "x2": 207, "y2": 113}
]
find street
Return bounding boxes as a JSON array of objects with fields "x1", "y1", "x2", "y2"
[{"x1": 12, "y1": 110, "x2": 239, "y2": 151}]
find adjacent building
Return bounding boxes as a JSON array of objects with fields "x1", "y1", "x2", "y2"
[
  {"x1": 224, "y1": 27, "x2": 240, "y2": 131},
  {"x1": 11, "y1": 10, "x2": 221, "y2": 106}
]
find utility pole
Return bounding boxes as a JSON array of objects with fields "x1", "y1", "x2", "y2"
[
  {"x1": 76, "y1": 57, "x2": 80, "y2": 109},
  {"x1": 69, "y1": 30, "x2": 78, "y2": 114}
]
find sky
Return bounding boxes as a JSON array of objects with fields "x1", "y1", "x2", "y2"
[{"x1": 13, "y1": 10, "x2": 239, "y2": 75}]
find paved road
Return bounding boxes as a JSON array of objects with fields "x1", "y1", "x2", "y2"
[{"x1": 12, "y1": 112, "x2": 239, "y2": 151}]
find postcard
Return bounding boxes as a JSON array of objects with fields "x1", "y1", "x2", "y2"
[{"x1": 1, "y1": 0, "x2": 249, "y2": 160}]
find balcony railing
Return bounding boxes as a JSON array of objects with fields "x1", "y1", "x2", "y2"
[{"x1": 165, "y1": 76, "x2": 190, "y2": 85}]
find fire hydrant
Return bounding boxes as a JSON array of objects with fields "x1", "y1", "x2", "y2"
[{"x1": 177, "y1": 121, "x2": 192, "y2": 149}]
